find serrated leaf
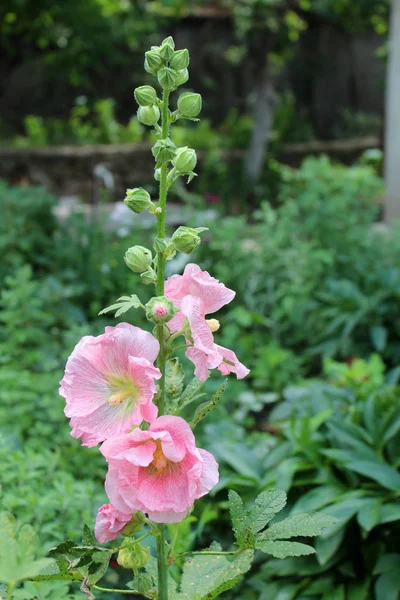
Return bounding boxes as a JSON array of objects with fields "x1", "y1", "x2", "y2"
[
  {"x1": 191, "y1": 379, "x2": 227, "y2": 429},
  {"x1": 247, "y1": 490, "x2": 287, "y2": 534},
  {"x1": 256, "y1": 540, "x2": 315, "y2": 559},
  {"x1": 99, "y1": 294, "x2": 142, "y2": 317},
  {"x1": 178, "y1": 376, "x2": 207, "y2": 412},
  {"x1": 82, "y1": 525, "x2": 96, "y2": 547},
  {"x1": 262, "y1": 512, "x2": 338, "y2": 541},
  {"x1": 178, "y1": 543, "x2": 253, "y2": 600}
]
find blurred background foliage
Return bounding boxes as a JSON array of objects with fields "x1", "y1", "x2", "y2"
[{"x1": 1, "y1": 1, "x2": 400, "y2": 599}]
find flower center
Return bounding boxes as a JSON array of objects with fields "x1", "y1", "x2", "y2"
[
  {"x1": 107, "y1": 374, "x2": 139, "y2": 407},
  {"x1": 147, "y1": 441, "x2": 180, "y2": 475}
]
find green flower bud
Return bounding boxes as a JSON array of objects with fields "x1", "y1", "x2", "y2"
[
  {"x1": 145, "y1": 296, "x2": 177, "y2": 324},
  {"x1": 159, "y1": 36, "x2": 175, "y2": 61},
  {"x1": 172, "y1": 147, "x2": 197, "y2": 173},
  {"x1": 134, "y1": 85, "x2": 157, "y2": 107},
  {"x1": 152, "y1": 324, "x2": 171, "y2": 342},
  {"x1": 141, "y1": 269, "x2": 157, "y2": 285},
  {"x1": 170, "y1": 49, "x2": 189, "y2": 70},
  {"x1": 134, "y1": 573, "x2": 152, "y2": 595},
  {"x1": 124, "y1": 188, "x2": 154, "y2": 214},
  {"x1": 117, "y1": 539, "x2": 150, "y2": 570},
  {"x1": 154, "y1": 168, "x2": 161, "y2": 182},
  {"x1": 153, "y1": 237, "x2": 168, "y2": 253},
  {"x1": 157, "y1": 67, "x2": 178, "y2": 90},
  {"x1": 175, "y1": 68, "x2": 189, "y2": 87},
  {"x1": 172, "y1": 226, "x2": 203, "y2": 254},
  {"x1": 144, "y1": 49, "x2": 163, "y2": 74},
  {"x1": 177, "y1": 92, "x2": 202, "y2": 118},
  {"x1": 152, "y1": 137, "x2": 176, "y2": 164},
  {"x1": 124, "y1": 246, "x2": 152, "y2": 273},
  {"x1": 137, "y1": 105, "x2": 160, "y2": 127},
  {"x1": 122, "y1": 511, "x2": 146, "y2": 536}
]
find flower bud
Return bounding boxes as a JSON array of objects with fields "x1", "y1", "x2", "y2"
[
  {"x1": 124, "y1": 188, "x2": 153, "y2": 214},
  {"x1": 137, "y1": 105, "x2": 160, "y2": 127},
  {"x1": 153, "y1": 237, "x2": 168, "y2": 253},
  {"x1": 172, "y1": 147, "x2": 197, "y2": 173},
  {"x1": 144, "y1": 49, "x2": 163, "y2": 74},
  {"x1": 117, "y1": 539, "x2": 150, "y2": 570},
  {"x1": 157, "y1": 67, "x2": 178, "y2": 90},
  {"x1": 141, "y1": 269, "x2": 157, "y2": 285},
  {"x1": 152, "y1": 324, "x2": 171, "y2": 342},
  {"x1": 159, "y1": 36, "x2": 175, "y2": 61},
  {"x1": 134, "y1": 573, "x2": 152, "y2": 595},
  {"x1": 171, "y1": 226, "x2": 201, "y2": 254},
  {"x1": 134, "y1": 85, "x2": 157, "y2": 107},
  {"x1": 154, "y1": 168, "x2": 161, "y2": 182},
  {"x1": 177, "y1": 92, "x2": 202, "y2": 118},
  {"x1": 175, "y1": 68, "x2": 189, "y2": 87},
  {"x1": 122, "y1": 511, "x2": 146, "y2": 536},
  {"x1": 170, "y1": 49, "x2": 189, "y2": 70},
  {"x1": 145, "y1": 296, "x2": 177, "y2": 324},
  {"x1": 152, "y1": 137, "x2": 176, "y2": 164},
  {"x1": 124, "y1": 246, "x2": 152, "y2": 273}
]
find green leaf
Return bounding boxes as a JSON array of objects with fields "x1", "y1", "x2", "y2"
[
  {"x1": 345, "y1": 460, "x2": 400, "y2": 492},
  {"x1": 178, "y1": 543, "x2": 253, "y2": 600},
  {"x1": 315, "y1": 528, "x2": 345, "y2": 566},
  {"x1": 165, "y1": 358, "x2": 185, "y2": 413},
  {"x1": 322, "y1": 584, "x2": 345, "y2": 600},
  {"x1": 178, "y1": 376, "x2": 207, "y2": 411},
  {"x1": 191, "y1": 379, "x2": 227, "y2": 429},
  {"x1": 380, "y1": 503, "x2": 400, "y2": 525},
  {"x1": 291, "y1": 485, "x2": 344, "y2": 514},
  {"x1": 228, "y1": 489, "x2": 287, "y2": 549},
  {"x1": 82, "y1": 525, "x2": 96, "y2": 547},
  {"x1": 375, "y1": 571, "x2": 400, "y2": 600},
  {"x1": 256, "y1": 540, "x2": 315, "y2": 559},
  {"x1": 262, "y1": 512, "x2": 338, "y2": 541},
  {"x1": 357, "y1": 500, "x2": 382, "y2": 532},
  {"x1": 0, "y1": 513, "x2": 55, "y2": 585},
  {"x1": 98, "y1": 294, "x2": 143, "y2": 317}
]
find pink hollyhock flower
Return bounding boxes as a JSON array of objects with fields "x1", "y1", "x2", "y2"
[
  {"x1": 100, "y1": 415, "x2": 219, "y2": 523},
  {"x1": 60, "y1": 323, "x2": 161, "y2": 447},
  {"x1": 165, "y1": 263, "x2": 235, "y2": 333},
  {"x1": 95, "y1": 503, "x2": 132, "y2": 544}
]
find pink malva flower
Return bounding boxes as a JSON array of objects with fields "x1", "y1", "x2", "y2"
[
  {"x1": 165, "y1": 265, "x2": 249, "y2": 381},
  {"x1": 95, "y1": 503, "x2": 132, "y2": 544},
  {"x1": 60, "y1": 323, "x2": 161, "y2": 447},
  {"x1": 100, "y1": 415, "x2": 219, "y2": 523}
]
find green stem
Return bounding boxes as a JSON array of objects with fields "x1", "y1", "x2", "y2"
[
  {"x1": 7, "y1": 582, "x2": 15, "y2": 600},
  {"x1": 155, "y1": 87, "x2": 171, "y2": 600}
]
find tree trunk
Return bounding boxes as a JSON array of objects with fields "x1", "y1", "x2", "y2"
[
  {"x1": 244, "y1": 62, "x2": 276, "y2": 188},
  {"x1": 385, "y1": 0, "x2": 400, "y2": 223}
]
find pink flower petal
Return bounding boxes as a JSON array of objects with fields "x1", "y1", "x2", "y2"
[{"x1": 94, "y1": 503, "x2": 132, "y2": 544}]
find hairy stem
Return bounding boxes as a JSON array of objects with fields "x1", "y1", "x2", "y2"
[{"x1": 155, "y1": 87, "x2": 171, "y2": 600}]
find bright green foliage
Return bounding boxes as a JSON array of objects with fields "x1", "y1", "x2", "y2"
[
  {"x1": 0, "y1": 513, "x2": 54, "y2": 587},
  {"x1": 98, "y1": 294, "x2": 143, "y2": 317},
  {"x1": 260, "y1": 512, "x2": 338, "y2": 540},
  {"x1": 256, "y1": 541, "x2": 315, "y2": 559},
  {"x1": 178, "y1": 543, "x2": 254, "y2": 600}
]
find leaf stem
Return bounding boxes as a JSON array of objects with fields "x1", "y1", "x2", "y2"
[{"x1": 92, "y1": 584, "x2": 136, "y2": 594}]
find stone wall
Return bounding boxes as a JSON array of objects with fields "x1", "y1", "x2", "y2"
[{"x1": 0, "y1": 137, "x2": 381, "y2": 201}]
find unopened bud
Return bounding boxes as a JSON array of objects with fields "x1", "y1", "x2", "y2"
[
  {"x1": 152, "y1": 137, "x2": 176, "y2": 163},
  {"x1": 137, "y1": 105, "x2": 160, "y2": 126},
  {"x1": 152, "y1": 324, "x2": 171, "y2": 342},
  {"x1": 172, "y1": 147, "x2": 197, "y2": 173},
  {"x1": 124, "y1": 246, "x2": 152, "y2": 273},
  {"x1": 207, "y1": 319, "x2": 220, "y2": 333},
  {"x1": 157, "y1": 67, "x2": 178, "y2": 90},
  {"x1": 124, "y1": 188, "x2": 154, "y2": 214},
  {"x1": 134, "y1": 85, "x2": 157, "y2": 107},
  {"x1": 170, "y1": 49, "x2": 189, "y2": 70},
  {"x1": 153, "y1": 237, "x2": 168, "y2": 253},
  {"x1": 175, "y1": 68, "x2": 189, "y2": 87},
  {"x1": 159, "y1": 36, "x2": 175, "y2": 61},
  {"x1": 145, "y1": 296, "x2": 177, "y2": 324},
  {"x1": 172, "y1": 226, "x2": 204, "y2": 254},
  {"x1": 141, "y1": 269, "x2": 157, "y2": 285},
  {"x1": 154, "y1": 168, "x2": 161, "y2": 182},
  {"x1": 177, "y1": 92, "x2": 202, "y2": 118},
  {"x1": 144, "y1": 49, "x2": 163, "y2": 74},
  {"x1": 117, "y1": 539, "x2": 150, "y2": 570}
]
